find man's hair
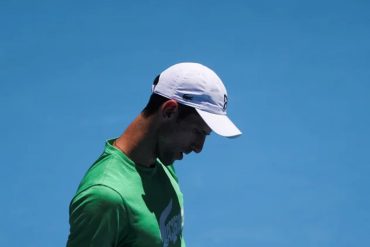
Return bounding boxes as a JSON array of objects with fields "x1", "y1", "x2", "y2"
[{"x1": 142, "y1": 76, "x2": 197, "y2": 119}]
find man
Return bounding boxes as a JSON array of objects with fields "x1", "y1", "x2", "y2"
[{"x1": 67, "y1": 62, "x2": 242, "y2": 247}]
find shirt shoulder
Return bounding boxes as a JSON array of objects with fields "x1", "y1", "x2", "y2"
[{"x1": 67, "y1": 185, "x2": 129, "y2": 247}]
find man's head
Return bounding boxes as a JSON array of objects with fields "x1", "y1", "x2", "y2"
[
  {"x1": 142, "y1": 62, "x2": 242, "y2": 165},
  {"x1": 151, "y1": 62, "x2": 242, "y2": 138}
]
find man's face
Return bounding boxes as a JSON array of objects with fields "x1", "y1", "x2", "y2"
[{"x1": 157, "y1": 111, "x2": 211, "y2": 166}]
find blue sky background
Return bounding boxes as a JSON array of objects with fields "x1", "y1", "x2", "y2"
[{"x1": 1, "y1": 0, "x2": 370, "y2": 246}]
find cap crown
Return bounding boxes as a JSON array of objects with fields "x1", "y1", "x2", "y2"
[{"x1": 152, "y1": 63, "x2": 228, "y2": 115}]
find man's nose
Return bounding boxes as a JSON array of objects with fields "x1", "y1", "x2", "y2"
[{"x1": 192, "y1": 135, "x2": 206, "y2": 153}]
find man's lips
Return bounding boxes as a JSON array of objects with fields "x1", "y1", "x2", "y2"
[
  {"x1": 178, "y1": 152, "x2": 184, "y2": 160},
  {"x1": 177, "y1": 150, "x2": 192, "y2": 160}
]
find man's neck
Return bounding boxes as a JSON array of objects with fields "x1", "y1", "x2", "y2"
[{"x1": 114, "y1": 114, "x2": 158, "y2": 167}]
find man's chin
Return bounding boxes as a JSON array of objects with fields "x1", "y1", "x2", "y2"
[
  {"x1": 158, "y1": 157, "x2": 174, "y2": 166},
  {"x1": 158, "y1": 152, "x2": 184, "y2": 166}
]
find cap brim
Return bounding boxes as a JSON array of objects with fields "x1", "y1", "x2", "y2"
[{"x1": 196, "y1": 109, "x2": 242, "y2": 138}]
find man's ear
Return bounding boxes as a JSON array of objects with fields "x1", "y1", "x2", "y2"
[{"x1": 161, "y1": 100, "x2": 179, "y2": 120}]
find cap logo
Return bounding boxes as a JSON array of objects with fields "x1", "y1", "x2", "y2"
[
  {"x1": 223, "y1": 94, "x2": 228, "y2": 111},
  {"x1": 182, "y1": 94, "x2": 193, "y2": 100}
]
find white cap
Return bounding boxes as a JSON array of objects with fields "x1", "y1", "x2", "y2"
[{"x1": 152, "y1": 62, "x2": 242, "y2": 138}]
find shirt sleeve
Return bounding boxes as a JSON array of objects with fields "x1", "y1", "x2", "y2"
[{"x1": 67, "y1": 185, "x2": 128, "y2": 247}]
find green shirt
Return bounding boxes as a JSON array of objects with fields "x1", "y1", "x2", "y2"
[{"x1": 67, "y1": 140, "x2": 185, "y2": 247}]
